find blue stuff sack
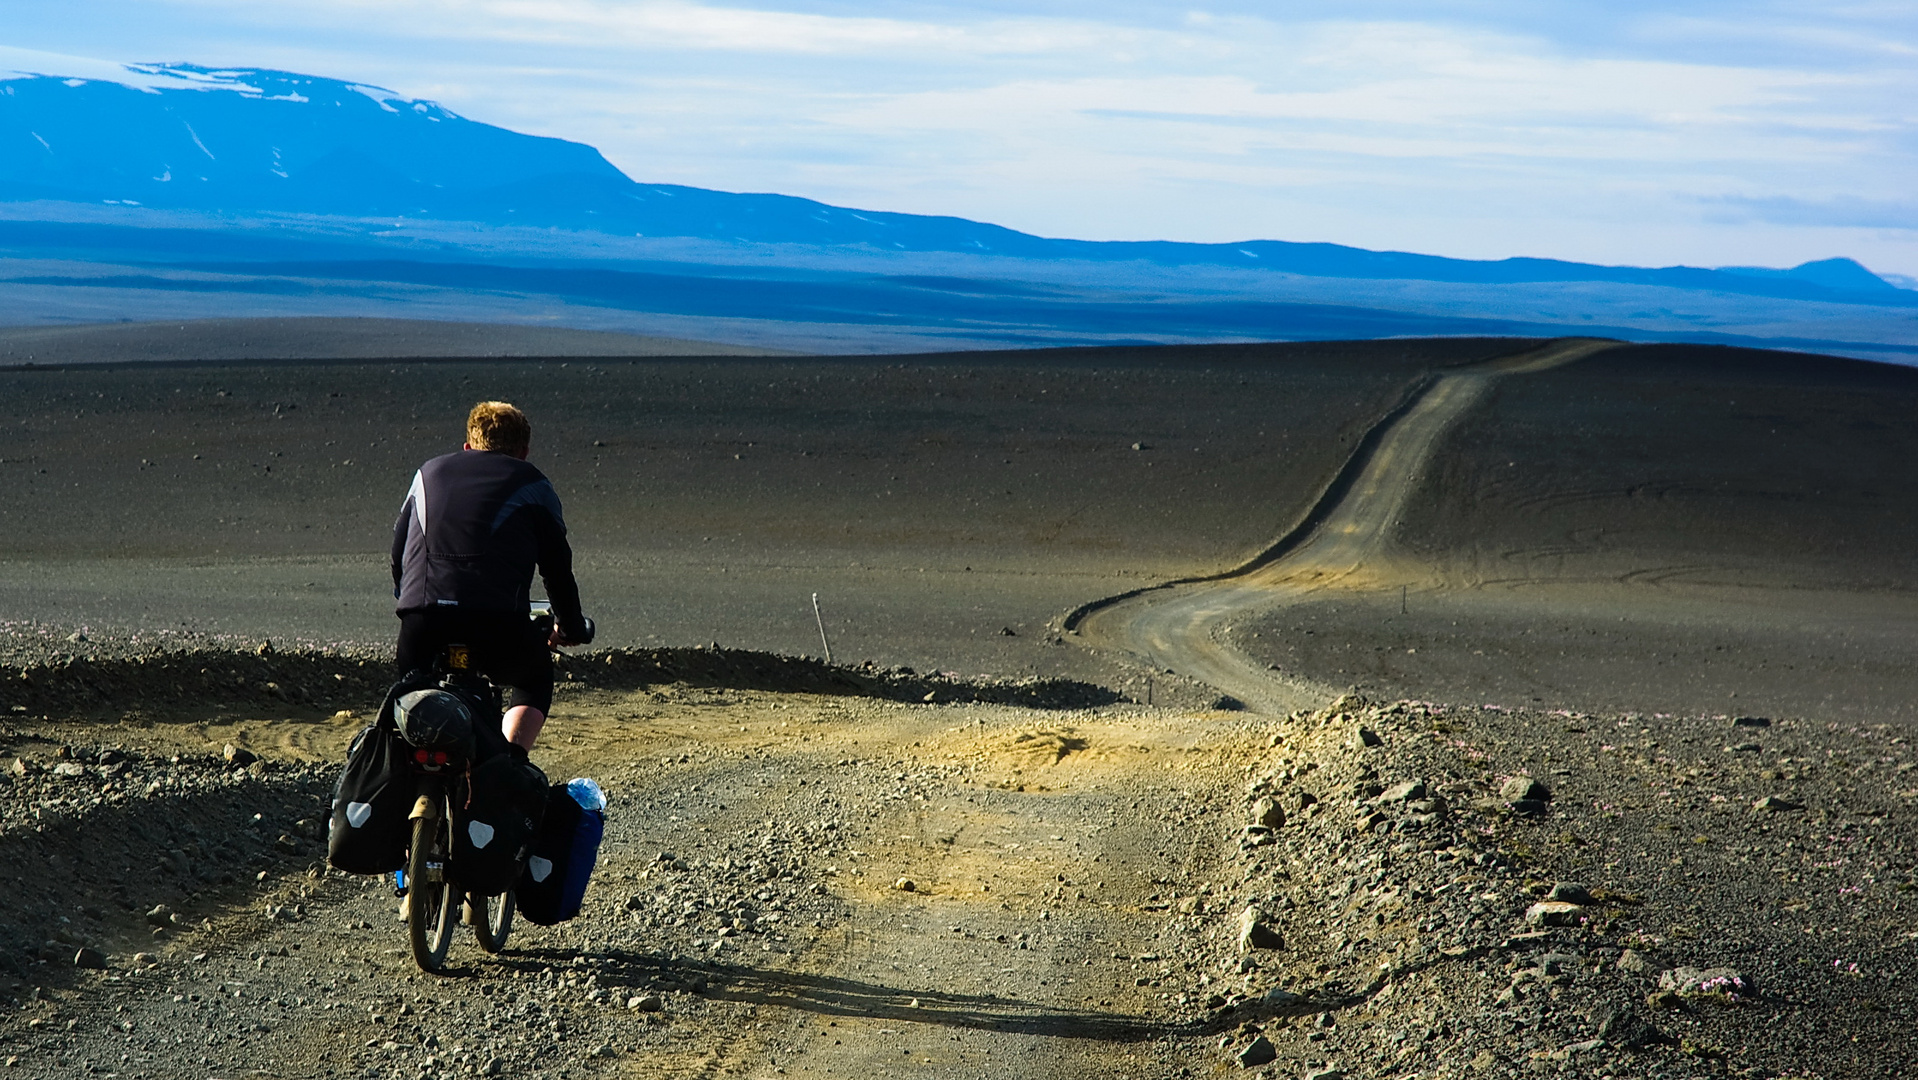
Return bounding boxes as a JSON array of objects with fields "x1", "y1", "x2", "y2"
[{"x1": 516, "y1": 778, "x2": 606, "y2": 926}]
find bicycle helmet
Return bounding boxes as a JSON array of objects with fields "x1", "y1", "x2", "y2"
[{"x1": 395, "y1": 688, "x2": 477, "y2": 761}]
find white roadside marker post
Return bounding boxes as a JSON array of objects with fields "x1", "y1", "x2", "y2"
[{"x1": 812, "y1": 592, "x2": 834, "y2": 665}]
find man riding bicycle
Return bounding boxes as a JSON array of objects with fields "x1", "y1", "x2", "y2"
[{"x1": 392, "y1": 401, "x2": 590, "y2": 756}]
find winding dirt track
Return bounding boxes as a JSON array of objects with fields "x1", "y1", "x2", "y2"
[{"x1": 1072, "y1": 338, "x2": 1622, "y2": 713}]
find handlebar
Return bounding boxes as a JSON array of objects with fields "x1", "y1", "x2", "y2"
[{"x1": 529, "y1": 601, "x2": 595, "y2": 647}]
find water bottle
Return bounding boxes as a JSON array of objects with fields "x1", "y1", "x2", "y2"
[{"x1": 566, "y1": 777, "x2": 607, "y2": 812}]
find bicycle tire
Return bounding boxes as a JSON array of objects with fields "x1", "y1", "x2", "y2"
[
  {"x1": 473, "y1": 890, "x2": 515, "y2": 953},
  {"x1": 406, "y1": 807, "x2": 457, "y2": 973}
]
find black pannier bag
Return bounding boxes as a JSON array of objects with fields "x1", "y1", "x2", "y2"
[
  {"x1": 517, "y1": 780, "x2": 607, "y2": 926},
  {"x1": 327, "y1": 719, "x2": 414, "y2": 874},
  {"x1": 327, "y1": 669, "x2": 437, "y2": 875},
  {"x1": 453, "y1": 754, "x2": 548, "y2": 896}
]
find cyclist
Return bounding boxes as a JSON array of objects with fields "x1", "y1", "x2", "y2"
[{"x1": 391, "y1": 401, "x2": 591, "y2": 757}]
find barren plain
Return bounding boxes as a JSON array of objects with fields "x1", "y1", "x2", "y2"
[{"x1": 0, "y1": 322, "x2": 1913, "y2": 1080}]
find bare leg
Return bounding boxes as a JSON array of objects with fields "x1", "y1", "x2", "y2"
[{"x1": 502, "y1": 706, "x2": 546, "y2": 752}]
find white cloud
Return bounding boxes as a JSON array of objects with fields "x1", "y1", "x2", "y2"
[
  {"x1": 166, "y1": 0, "x2": 1140, "y2": 56},
  {"x1": 1628, "y1": 12, "x2": 1918, "y2": 61},
  {"x1": 820, "y1": 23, "x2": 1873, "y2": 177},
  {"x1": 428, "y1": 0, "x2": 967, "y2": 52}
]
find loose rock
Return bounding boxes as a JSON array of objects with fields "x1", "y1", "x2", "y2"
[
  {"x1": 1263, "y1": 987, "x2": 1301, "y2": 1006},
  {"x1": 1550, "y1": 1038, "x2": 1605, "y2": 1060},
  {"x1": 1236, "y1": 1034, "x2": 1277, "y2": 1068},
  {"x1": 1594, "y1": 1004, "x2": 1668, "y2": 1049},
  {"x1": 1237, "y1": 906, "x2": 1283, "y2": 951},
  {"x1": 1250, "y1": 797, "x2": 1285, "y2": 830},
  {"x1": 1534, "y1": 953, "x2": 1580, "y2": 979},
  {"x1": 1525, "y1": 901, "x2": 1586, "y2": 928},
  {"x1": 1546, "y1": 881, "x2": 1594, "y2": 905},
  {"x1": 1501, "y1": 776, "x2": 1551, "y2": 802},
  {"x1": 1660, "y1": 966, "x2": 1754, "y2": 1001}
]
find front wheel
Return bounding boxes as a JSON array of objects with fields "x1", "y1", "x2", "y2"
[
  {"x1": 473, "y1": 890, "x2": 515, "y2": 953},
  {"x1": 406, "y1": 805, "x2": 457, "y2": 973}
]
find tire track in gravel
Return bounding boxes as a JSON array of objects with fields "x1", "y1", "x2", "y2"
[{"x1": 1069, "y1": 338, "x2": 1622, "y2": 714}]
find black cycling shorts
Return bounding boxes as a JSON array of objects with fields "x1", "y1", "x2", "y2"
[{"x1": 395, "y1": 610, "x2": 553, "y2": 714}]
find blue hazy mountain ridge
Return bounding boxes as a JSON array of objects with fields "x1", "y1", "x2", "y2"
[
  {"x1": 1, "y1": 63, "x2": 1913, "y2": 358},
  {"x1": 0, "y1": 256, "x2": 1545, "y2": 342},
  {"x1": 4, "y1": 235, "x2": 1910, "y2": 358},
  {"x1": 1, "y1": 64, "x2": 1907, "y2": 308}
]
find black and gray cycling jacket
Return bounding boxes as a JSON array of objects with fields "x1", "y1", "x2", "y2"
[{"x1": 390, "y1": 449, "x2": 586, "y2": 637}]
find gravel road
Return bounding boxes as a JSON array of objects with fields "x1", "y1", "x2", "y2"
[{"x1": 3, "y1": 647, "x2": 1910, "y2": 1079}]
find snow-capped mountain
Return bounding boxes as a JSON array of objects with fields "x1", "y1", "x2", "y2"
[{"x1": 0, "y1": 63, "x2": 623, "y2": 213}]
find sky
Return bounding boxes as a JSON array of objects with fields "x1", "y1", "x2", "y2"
[{"x1": 6, "y1": 2, "x2": 1917, "y2": 276}]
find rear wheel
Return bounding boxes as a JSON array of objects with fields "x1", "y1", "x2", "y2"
[
  {"x1": 473, "y1": 890, "x2": 515, "y2": 953},
  {"x1": 406, "y1": 803, "x2": 457, "y2": 973}
]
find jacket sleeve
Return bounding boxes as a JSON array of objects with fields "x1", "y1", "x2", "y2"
[
  {"x1": 391, "y1": 496, "x2": 411, "y2": 599},
  {"x1": 532, "y1": 494, "x2": 587, "y2": 639}
]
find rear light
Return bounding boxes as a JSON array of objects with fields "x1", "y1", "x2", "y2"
[{"x1": 411, "y1": 749, "x2": 452, "y2": 766}]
